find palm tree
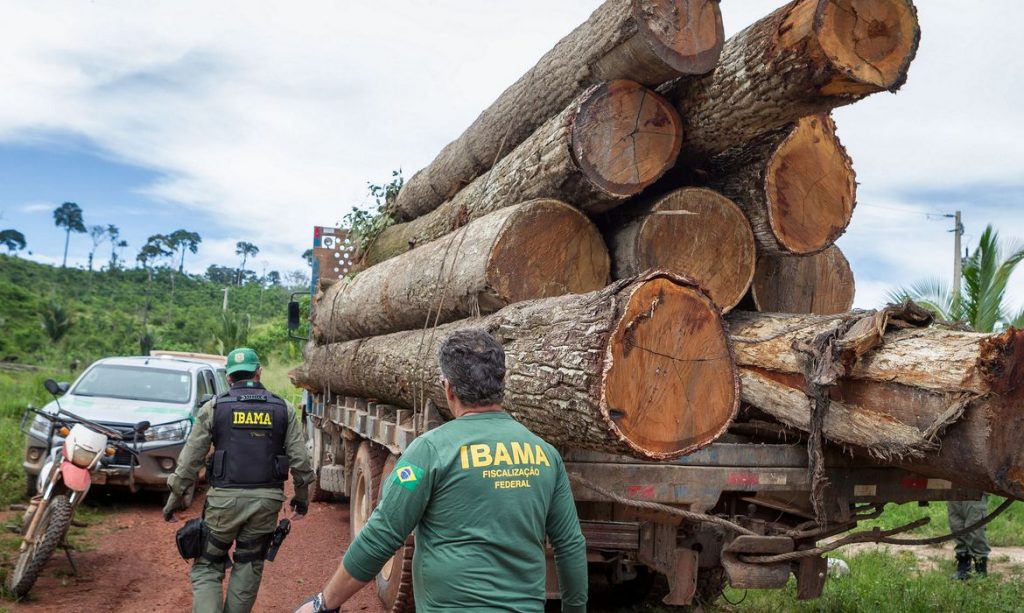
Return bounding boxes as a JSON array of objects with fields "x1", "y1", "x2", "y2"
[
  {"x1": 888, "y1": 225, "x2": 1024, "y2": 333},
  {"x1": 0, "y1": 229, "x2": 27, "y2": 255},
  {"x1": 53, "y1": 202, "x2": 86, "y2": 268},
  {"x1": 40, "y1": 302, "x2": 72, "y2": 343},
  {"x1": 167, "y1": 229, "x2": 202, "y2": 273},
  {"x1": 235, "y1": 241, "x2": 259, "y2": 285}
]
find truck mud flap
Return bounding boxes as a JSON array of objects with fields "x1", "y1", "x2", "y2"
[{"x1": 721, "y1": 535, "x2": 793, "y2": 590}]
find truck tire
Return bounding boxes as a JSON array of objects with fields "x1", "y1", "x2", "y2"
[
  {"x1": 376, "y1": 453, "x2": 415, "y2": 612},
  {"x1": 349, "y1": 442, "x2": 386, "y2": 541},
  {"x1": 6, "y1": 494, "x2": 73, "y2": 597},
  {"x1": 309, "y1": 427, "x2": 334, "y2": 503}
]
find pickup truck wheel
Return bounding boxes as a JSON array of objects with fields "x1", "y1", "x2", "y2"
[
  {"x1": 24, "y1": 471, "x2": 37, "y2": 498},
  {"x1": 376, "y1": 453, "x2": 415, "y2": 612},
  {"x1": 349, "y1": 442, "x2": 386, "y2": 542}
]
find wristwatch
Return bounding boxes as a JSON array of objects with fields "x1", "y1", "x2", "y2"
[{"x1": 311, "y1": 592, "x2": 339, "y2": 613}]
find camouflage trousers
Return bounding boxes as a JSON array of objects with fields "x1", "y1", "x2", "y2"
[
  {"x1": 948, "y1": 497, "x2": 991, "y2": 558},
  {"x1": 190, "y1": 495, "x2": 282, "y2": 613}
]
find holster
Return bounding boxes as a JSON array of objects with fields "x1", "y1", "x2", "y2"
[
  {"x1": 264, "y1": 518, "x2": 291, "y2": 562},
  {"x1": 175, "y1": 517, "x2": 208, "y2": 560}
]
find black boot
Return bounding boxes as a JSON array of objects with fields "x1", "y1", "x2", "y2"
[
  {"x1": 974, "y1": 557, "x2": 988, "y2": 577},
  {"x1": 953, "y1": 553, "x2": 972, "y2": 580}
]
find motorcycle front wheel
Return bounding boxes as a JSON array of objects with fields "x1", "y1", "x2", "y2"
[{"x1": 6, "y1": 494, "x2": 73, "y2": 598}]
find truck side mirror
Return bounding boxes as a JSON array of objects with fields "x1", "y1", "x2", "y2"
[
  {"x1": 287, "y1": 301, "x2": 301, "y2": 331},
  {"x1": 44, "y1": 379, "x2": 68, "y2": 397}
]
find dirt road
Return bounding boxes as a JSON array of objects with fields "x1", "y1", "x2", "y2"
[{"x1": 4, "y1": 486, "x2": 386, "y2": 613}]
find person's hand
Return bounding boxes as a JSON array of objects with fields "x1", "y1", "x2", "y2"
[
  {"x1": 163, "y1": 492, "x2": 184, "y2": 522},
  {"x1": 294, "y1": 593, "x2": 338, "y2": 613},
  {"x1": 293, "y1": 599, "x2": 316, "y2": 613}
]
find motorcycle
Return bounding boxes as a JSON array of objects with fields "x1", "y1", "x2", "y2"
[{"x1": 7, "y1": 379, "x2": 151, "y2": 598}]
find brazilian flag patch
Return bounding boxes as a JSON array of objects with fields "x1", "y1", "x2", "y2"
[{"x1": 394, "y1": 463, "x2": 424, "y2": 491}]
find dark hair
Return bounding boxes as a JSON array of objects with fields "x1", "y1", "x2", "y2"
[
  {"x1": 437, "y1": 329, "x2": 505, "y2": 407},
  {"x1": 229, "y1": 370, "x2": 257, "y2": 383}
]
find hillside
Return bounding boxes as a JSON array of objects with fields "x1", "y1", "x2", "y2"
[{"x1": 0, "y1": 254, "x2": 301, "y2": 366}]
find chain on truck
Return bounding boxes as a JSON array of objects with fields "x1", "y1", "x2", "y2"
[{"x1": 286, "y1": 226, "x2": 994, "y2": 611}]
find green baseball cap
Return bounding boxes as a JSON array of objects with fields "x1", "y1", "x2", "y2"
[{"x1": 226, "y1": 347, "x2": 260, "y2": 374}]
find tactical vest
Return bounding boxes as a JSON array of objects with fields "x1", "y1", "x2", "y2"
[{"x1": 209, "y1": 383, "x2": 290, "y2": 489}]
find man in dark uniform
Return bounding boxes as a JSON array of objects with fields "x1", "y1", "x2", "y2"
[
  {"x1": 164, "y1": 347, "x2": 314, "y2": 612},
  {"x1": 295, "y1": 329, "x2": 587, "y2": 613}
]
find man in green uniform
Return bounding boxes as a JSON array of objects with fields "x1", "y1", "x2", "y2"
[
  {"x1": 295, "y1": 330, "x2": 587, "y2": 613},
  {"x1": 164, "y1": 347, "x2": 315, "y2": 612},
  {"x1": 948, "y1": 497, "x2": 990, "y2": 579}
]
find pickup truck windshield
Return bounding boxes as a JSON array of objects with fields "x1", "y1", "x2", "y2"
[{"x1": 73, "y1": 365, "x2": 191, "y2": 404}]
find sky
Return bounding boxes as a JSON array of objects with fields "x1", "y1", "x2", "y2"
[{"x1": 0, "y1": 1, "x2": 1021, "y2": 314}]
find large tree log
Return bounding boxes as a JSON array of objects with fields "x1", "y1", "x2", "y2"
[
  {"x1": 294, "y1": 274, "x2": 739, "y2": 460},
  {"x1": 364, "y1": 81, "x2": 682, "y2": 266},
  {"x1": 706, "y1": 114, "x2": 856, "y2": 256},
  {"x1": 750, "y1": 246, "x2": 855, "y2": 314},
  {"x1": 729, "y1": 307, "x2": 1024, "y2": 498},
  {"x1": 606, "y1": 187, "x2": 755, "y2": 312},
  {"x1": 313, "y1": 199, "x2": 610, "y2": 344},
  {"x1": 662, "y1": 0, "x2": 919, "y2": 162},
  {"x1": 391, "y1": 0, "x2": 724, "y2": 221}
]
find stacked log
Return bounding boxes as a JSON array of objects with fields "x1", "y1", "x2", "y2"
[
  {"x1": 389, "y1": 0, "x2": 725, "y2": 221},
  {"x1": 605, "y1": 187, "x2": 755, "y2": 313},
  {"x1": 296, "y1": 274, "x2": 739, "y2": 460},
  {"x1": 314, "y1": 199, "x2": 610, "y2": 344},
  {"x1": 291, "y1": 0, "x2": 1024, "y2": 502},
  {"x1": 363, "y1": 80, "x2": 683, "y2": 266}
]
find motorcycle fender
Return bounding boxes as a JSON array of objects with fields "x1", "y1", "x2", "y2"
[
  {"x1": 37, "y1": 458, "x2": 57, "y2": 494},
  {"x1": 61, "y1": 460, "x2": 92, "y2": 492}
]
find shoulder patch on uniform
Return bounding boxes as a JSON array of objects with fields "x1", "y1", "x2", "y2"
[{"x1": 394, "y1": 463, "x2": 425, "y2": 491}]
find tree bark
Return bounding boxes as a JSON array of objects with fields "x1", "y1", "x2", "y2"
[
  {"x1": 294, "y1": 273, "x2": 739, "y2": 460},
  {"x1": 391, "y1": 0, "x2": 724, "y2": 221},
  {"x1": 313, "y1": 199, "x2": 610, "y2": 344},
  {"x1": 750, "y1": 246, "x2": 855, "y2": 314},
  {"x1": 605, "y1": 187, "x2": 755, "y2": 312},
  {"x1": 706, "y1": 114, "x2": 856, "y2": 256},
  {"x1": 661, "y1": 0, "x2": 920, "y2": 162},
  {"x1": 728, "y1": 308, "x2": 1024, "y2": 498},
  {"x1": 363, "y1": 81, "x2": 682, "y2": 266}
]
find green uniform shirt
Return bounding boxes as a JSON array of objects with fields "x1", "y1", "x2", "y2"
[
  {"x1": 343, "y1": 411, "x2": 588, "y2": 612},
  {"x1": 169, "y1": 382, "x2": 315, "y2": 503}
]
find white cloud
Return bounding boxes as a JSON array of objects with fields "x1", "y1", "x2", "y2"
[
  {"x1": 0, "y1": 1, "x2": 1022, "y2": 316},
  {"x1": 17, "y1": 201, "x2": 54, "y2": 214}
]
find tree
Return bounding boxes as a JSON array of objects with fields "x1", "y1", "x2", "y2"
[
  {"x1": 235, "y1": 241, "x2": 259, "y2": 286},
  {"x1": 209, "y1": 312, "x2": 251, "y2": 356},
  {"x1": 87, "y1": 225, "x2": 107, "y2": 272},
  {"x1": 106, "y1": 224, "x2": 121, "y2": 269},
  {"x1": 889, "y1": 225, "x2": 1024, "y2": 333},
  {"x1": 167, "y1": 229, "x2": 202, "y2": 273},
  {"x1": 302, "y1": 249, "x2": 314, "y2": 267},
  {"x1": 205, "y1": 265, "x2": 237, "y2": 285},
  {"x1": 0, "y1": 229, "x2": 27, "y2": 255},
  {"x1": 265, "y1": 270, "x2": 282, "y2": 286},
  {"x1": 136, "y1": 234, "x2": 173, "y2": 276},
  {"x1": 40, "y1": 302, "x2": 72, "y2": 343},
  {"x1": 53, "y1": 202, "x2": 86, "y2": 267}
]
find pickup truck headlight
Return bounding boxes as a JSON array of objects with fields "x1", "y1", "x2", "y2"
[
  {"x1": 29, "y1": 415, "x2": 52, "y2": 439},
  {"x1": 145, "y1": 419, "x2": 191, "y2": 442}
]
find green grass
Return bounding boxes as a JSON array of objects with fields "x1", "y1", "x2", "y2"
[
  {"x1": 716, "y1": 550, "x2": 1024, "y2": 612},
  {"x1": 0, "y1": 368, "x2": 73, "y2": 507},
  {"x1": 858, "y1": 498, "x2": 1024, "y2": 547},
  {"x1": 260, "y1": 358, "x2": 304, "y2": 406}
]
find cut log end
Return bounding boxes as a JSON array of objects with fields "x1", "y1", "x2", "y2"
[
  {"x1": 634, "y1": 0, "x2": 725, "y2": 74},
  {"x1": 487, "y1": 199, "x2": 610, "y2": 304},
  {"x1": 751, "y1": 246, "x2": 855, "y2": 315},
  {"x1": 572, "y1": 80, "x2": 682, "y2": 204},
  {"x1": 603, "y1": 275, "x2": 738, "y2": 459},
  {"x1": 817, "y1": 0, "x2": 920, "y2": 92},
  {"x1": 628, "y1": 188, "x2": 755, "y2": 313},
  {"x1": 766, "y1": 114, "x2": 856, "y2": 255}
]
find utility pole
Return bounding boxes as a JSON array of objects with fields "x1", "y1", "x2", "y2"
[
  {"x1": 952, "y1": 210, "x2": 963, "y2": 299},
  {"x1": 222, "y1": 287, "x2": 229, "y2": 312}
]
